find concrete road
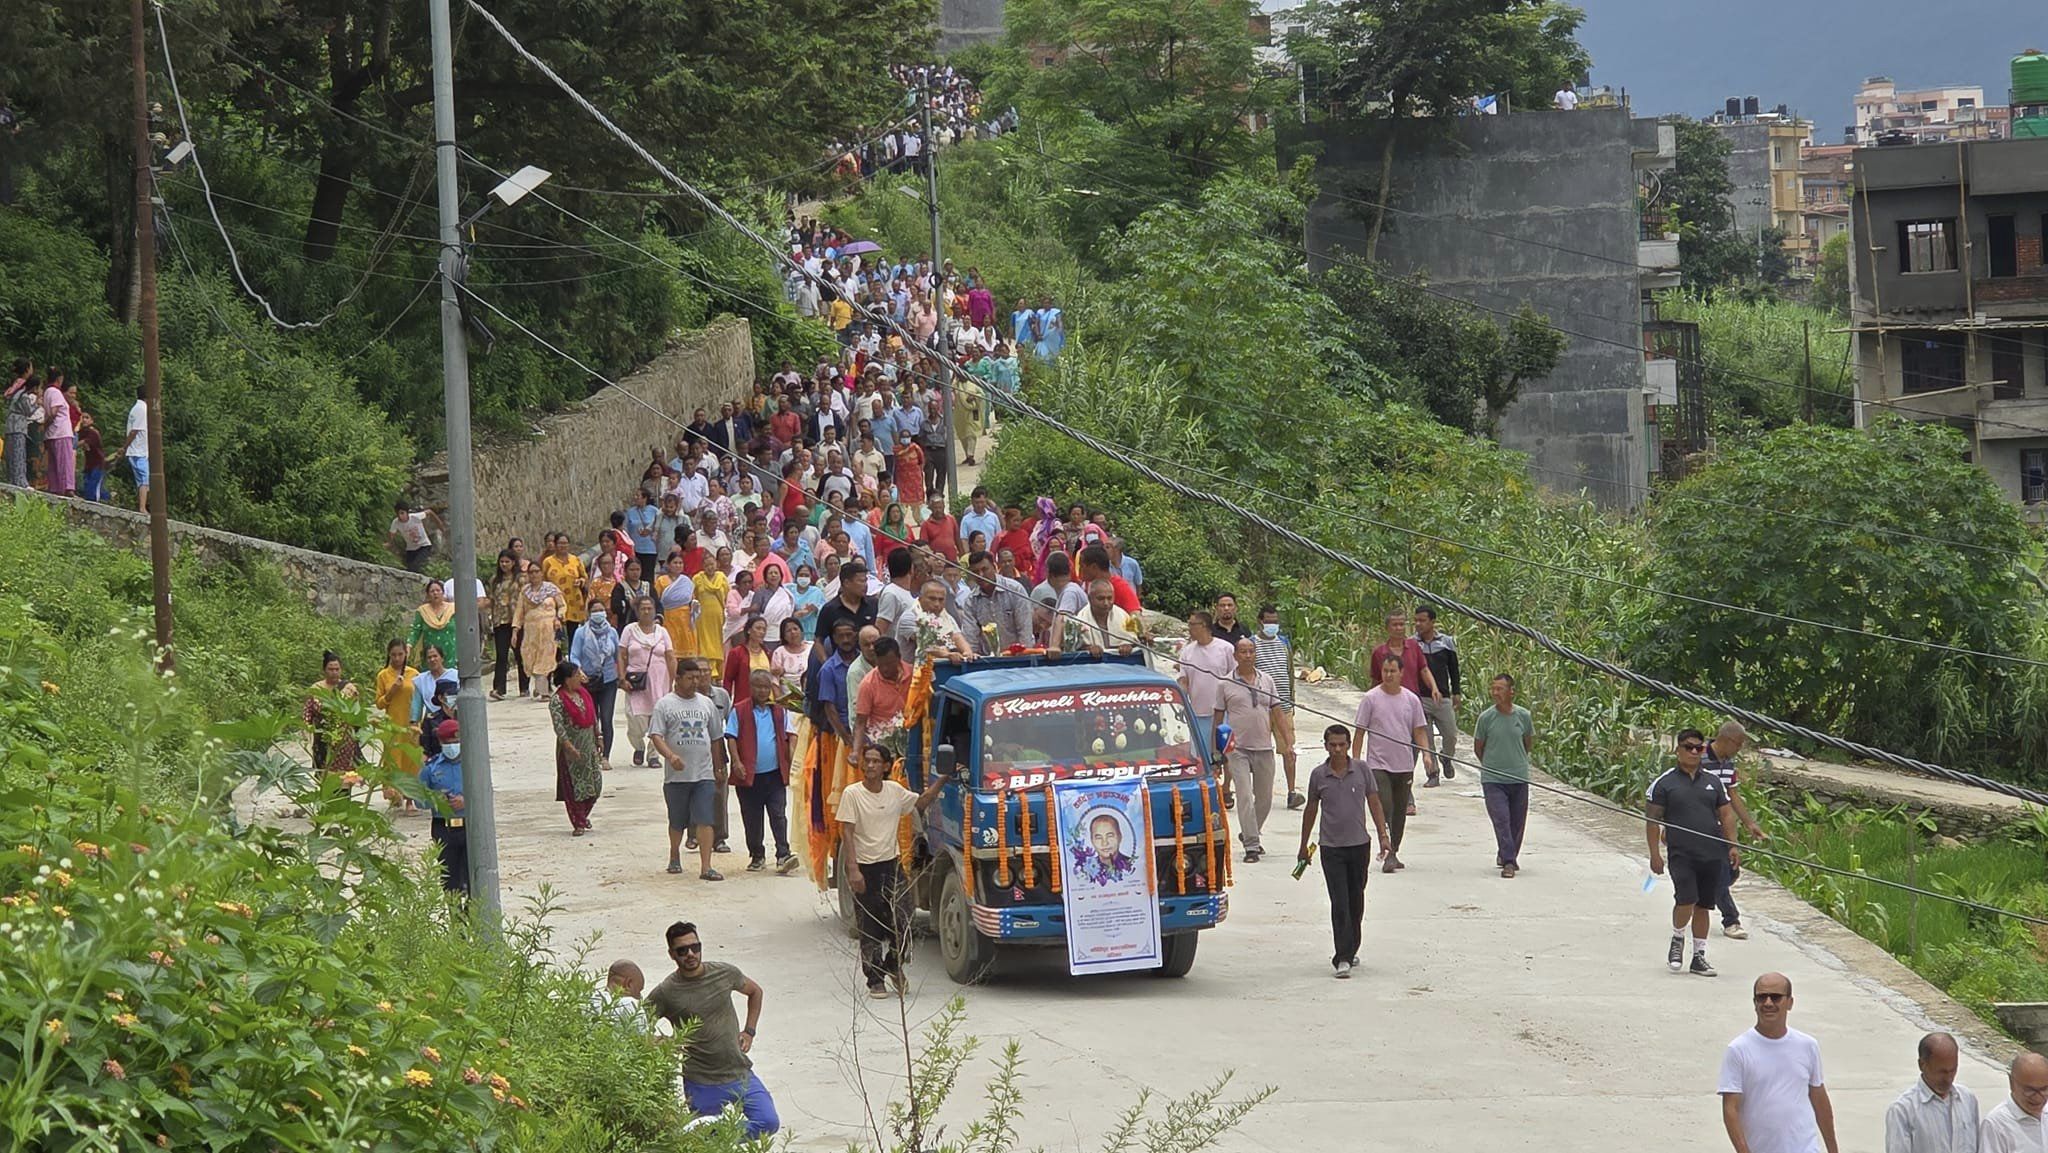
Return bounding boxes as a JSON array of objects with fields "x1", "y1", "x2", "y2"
[{"x1": 367, "y1": 678, "x2": 2017, "y2": 1151}]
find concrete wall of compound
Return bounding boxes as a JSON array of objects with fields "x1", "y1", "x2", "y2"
[
  {"x1": 417, "y1": 318, "x2": 756, "y2": 561},
  {"x1": 938, "y1": 0, "x2": 1005, "y2": 51},
  {"x1": 1286, "y1": 110, "x2": 1652, "y2": 508},
  {"x1": 2, "y1": 485, "x2": 419, "y2": 624}
]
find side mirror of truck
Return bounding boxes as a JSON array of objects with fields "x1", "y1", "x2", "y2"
[{"x1": 934, "y1": 744, "x2": 957, "y2": 780}]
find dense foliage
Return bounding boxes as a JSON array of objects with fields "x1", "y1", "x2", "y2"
[{"x1": 1654, "y1": 291, "x2": 1853, "y2": 432}]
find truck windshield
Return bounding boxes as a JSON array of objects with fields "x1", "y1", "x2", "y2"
[{"x1": 981, "y1": 684, "x2": 1200, "y2": 787}]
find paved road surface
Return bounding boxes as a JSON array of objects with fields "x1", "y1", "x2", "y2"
[{"x1": 345, "y1": 670, "x2": 2017, "y2": 1151}]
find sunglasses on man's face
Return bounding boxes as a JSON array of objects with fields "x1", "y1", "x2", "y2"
[
  {"x1": 1679, "y1": 742, "x2": 1706, "y2": 752},
  {"x1": 670, "y1": 943, "x2": 703, "y2": 956},
  {"x1": 1753, "y1": 992, "x2": 1788, "y2": 1004}
]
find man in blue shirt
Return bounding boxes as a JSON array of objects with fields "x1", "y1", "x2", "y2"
[
  {"x1": 419, "y1": 719, "x2": 469, "y2": 895},
  {"x1": 958, "y1": 486, "x2": 1002, "y2": 556},
  {"x1": 571, "y1": 610, "x2": 622, "y2": 764},
  {"x1": 725, "y1": 668, "x2": 800, "y2": 874},
  {"x1": 815, "y1": 619, "x2": 861, "y2": 746},
  {"x1": 1108, "y1": 537, "x2": 1145, "y2": 604},
  {"x1": 870, "y1": 393, "x2": 899, "y2": 473}
]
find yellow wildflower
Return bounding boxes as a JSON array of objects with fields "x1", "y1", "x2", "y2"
[
  {"x1": 42, "y1": 1018, "x2": 67, "y2": 1043},
  {"x1": 487, "y1": 1073, "x2": 510, "y2": 1092},
  {"x1": 419, "y1": 1045, "x2": 442, "y2": 1064},
  {"x1": 375, "y1": 1000, "x2": 394, "y2": 1013},
  {"x1": 347, "y1": 1044, "x2": 368, "y2": 1058},
  {"x1": 101, "y1": 1059, "x2": 126, "y2": 1080},
  {"x1": 104, "y1": 989, "x2": 125, "y2": 1003},
  {"x1": 147, "y1": 950, "x2": 174, "y2": 968},
  {"x1": 40, "y1": 680, "x2": 58, "y2": 695},
  {"x1": 112, "y1": 1013, "x2": 139, "y2": 1029},
  {"x1": 509, "y1": 1095, "x2": 529, "y2": 1110},
  {"x1": 72, "y1": 841, "x2": 104, "y2": 859},
  {"x1": 50, "y1": 870, "x2": 72, "y2": 888},
  {"x1": 49, "y1": 905, "x2": 68, "y2": 919},
  {"x1": 490, "y1": 1086, "x2": 506, "y2": 1102},
  {"x1": 213, "y1": 900, "x2": 254, "y2": 918},
  {"x1": 461, "y1": 1067, "x2": 482, "y2": 1085},
  {"x1": 15, "y1": 845, "x2": 39, "y2": 859},
  {"x1": 403, "y1": 1068, "x2": 434, "y2": 1088}
]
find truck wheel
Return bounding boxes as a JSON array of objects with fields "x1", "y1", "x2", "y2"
[
  {"x1": 938, "y1": 868, "x2": 997, "y2": 985},
  {"x1": 831, "y1": 856, "x2": 858, "y2": 939},
  {"x1": 1156, "y1": 932, "x2": 1199, "y2": 978}
]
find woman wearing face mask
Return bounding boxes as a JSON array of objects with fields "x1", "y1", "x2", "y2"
[
  {"x1": 771, "y1": 617, "x2": 810, "y2": 710},
  {"x1": 789, "y1": 563, "x2": 825, "y2": 641}
]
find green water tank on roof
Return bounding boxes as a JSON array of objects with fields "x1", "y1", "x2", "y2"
[{"x1": 2014, "y1": 50, "x2": 2048, "y2": 105}]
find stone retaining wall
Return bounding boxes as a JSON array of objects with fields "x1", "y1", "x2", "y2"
[
  {"x1": 2, "y1": 485, "x2": 420, "y2": 624},
  {"x1": 416, "y1": 318, "x2": 755, "y2": 555}
]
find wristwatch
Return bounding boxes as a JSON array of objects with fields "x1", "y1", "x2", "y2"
[{"x1": 740, "y1": 1027, "x2": 756, "y2": 1037}]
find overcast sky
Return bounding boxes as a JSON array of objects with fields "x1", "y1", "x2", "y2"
[{"x1": 1568, "y1": 0, "x2": 2038, "y2": 136}]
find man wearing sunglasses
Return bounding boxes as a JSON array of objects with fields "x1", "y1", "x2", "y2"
[
  {"x1": 1647, "y1": 727, "x2": 1737, "y2": 976},
  {"x1": 1718, "y1": 972, "x2": 1839, "y2": 1153},
  {"x1": 647, "y1": 920, "x2": 779, "y2": 1138}
]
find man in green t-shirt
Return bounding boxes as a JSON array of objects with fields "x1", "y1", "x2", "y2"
[
  {"x1": 1471, "y1": 673, "x2": 1536, "y2": 878},
  {"x1": 645, "y1": 921, "x2": 779, "y2": 1138}
]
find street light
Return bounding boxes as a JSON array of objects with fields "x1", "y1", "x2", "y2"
[
  {"x1": 461, "y1": 165, "x2": 552, "y2": 230},
  {"x1": 452, "y1": 165, "x2": 551, "y2": 351}
]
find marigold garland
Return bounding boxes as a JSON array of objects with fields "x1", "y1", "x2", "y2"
[
  {"x1": 1170, "y1": 786, "x2": 1188, "y2": 895},
  {"x1": 962, "y1": 795, "x2": 976, "y2": 900},
  {"x1": 890, "y1": 757, "x2": 914, "y2": 867},
  {"x1": 1197, "y1": 777, "x2": 1217, "y2": 890},
  {"x1": 1043, "y1": 785, "x2": 1060, "y2": 894},
  {"x1": 1217, "y1": 784, "x2": 1234, "y2": 888},
  {"x1": 994, "y1": 790, "x2": 1011, "y2": 887},
  {"x1": 1018, "y1": 787, "x2": 1036, "y2": 889},
  {"x1": 1140, "y1": 783, "x2": 1157, "y2": 896}
]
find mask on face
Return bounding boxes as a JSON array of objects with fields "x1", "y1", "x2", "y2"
[
  {"x1": 442, "y1": 743, "x2": 462, "y2": 760},
  {"x1": 1261, "y1": 623, "x2": 1279, "y2": 639},
  {"x1": 796, "y1": 577, "x2": 812, "y2": 590}
]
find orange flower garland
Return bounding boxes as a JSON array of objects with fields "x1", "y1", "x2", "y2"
[
  {"x1": 1019, "y1": 787, "x2": 1035, "y2": 889},
  {"x1": 1043, "y1": 784, "x2": 1060, "y2": 894},
  {"x1": 1170, "y1": 786, "x2": 1188, "y2": 895},
  {"x1": 1217, "y1": 784, "x2": 1234, "y2": 888},
  {"x1": 1197, "y1": 777, "x2": 1218, "y2": 890},
  {"x1": 962, "y1": 795, "x2": 976, "y2": 899},
  {"x1": 1140, "y1": 784, "x2": 1157, "y2": 896},
  {"x1": 889, "y1": 757, "x2": 915, "y2": 867},
  {"x1": 995, "y1": 790, "x2": 1011, "y2": 887}
]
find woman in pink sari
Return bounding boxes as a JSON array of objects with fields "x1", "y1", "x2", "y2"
[{"x1": 895, "y1": 440, "x2": 926, "y2": 511}]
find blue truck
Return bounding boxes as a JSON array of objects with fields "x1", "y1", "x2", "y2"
[{"x1": 839, "y1": 650, "x2": 1231, "y2": 983}]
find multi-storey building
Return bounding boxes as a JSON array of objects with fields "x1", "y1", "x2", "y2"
[
  {"x1": 1852, "y1": 77, "x2": 2005, "y2": 145},
  {"x1": 1849, "y1": 137, "x2": 2048, "y2": 507}
]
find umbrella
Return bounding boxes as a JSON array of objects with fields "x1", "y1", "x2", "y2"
[{"x1": 839, "y1": 240, "x2": 882, "y2": 256}]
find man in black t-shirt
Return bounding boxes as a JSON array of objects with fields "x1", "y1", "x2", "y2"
[
  {"x1": 1646, "y1": 728, "x2": 1736, "y2": 978},
  {"x1": 813, "y1": 560, "x2": 877, "y2": 658}
]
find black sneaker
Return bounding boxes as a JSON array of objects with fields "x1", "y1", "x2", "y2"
[
  {"x1": 1443, "y1": 763, "x2": 1455, "y2": 779},
  {"x1": 746, "y1": 858, "x2": 766, "y2": 872},
  {"x1": 1690, "y1": 953, "x2": 1718, "y2": 978},
  {"x1": 1667, "y1": 937, "x2": 1685, "y2": 972}
]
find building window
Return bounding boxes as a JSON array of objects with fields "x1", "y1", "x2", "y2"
[
  {"x1": 1898, "y1": 219, "x2": 1957, "y2": 273},
  {"x1": 1958, "y1": 97, "x2": 1976, "y2": 108},
  {"x1": 1922, "y1": 99, "x2": 1939, "y2": 111},
  {"x1": 2026, "y1": 450, "x2": 2048, "y2": 504},
  {"x1": 1900, "y1": 334, "x2": 1966, "y2": 393},
  {"x1": 1993, "y1": 336, "x2": 2026, "y2": 400}
]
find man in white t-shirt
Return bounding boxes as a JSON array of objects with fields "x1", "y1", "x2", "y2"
[
  {"x1": 1718, "y1": 971, "x2": 1838, "y2": 1153},
  {"x1": 1982, "y1": 1052, "x2": 2048, "y2": 1153},
  {"x1": 1555, "y1": 86, "x2": 1579, "y2": 110},
  {"x1": 1175, "y1": 611, "x2": 1237, "y2": 735},
  {"x1": 834, "y1": 737, "x2": 946, "y2": 998},
  {"x1": 389, "y1": 501, "x2": 446, "y2": 573},
  {"x1": 122, "y1": 388, "x2": 152, "y2": 511}
]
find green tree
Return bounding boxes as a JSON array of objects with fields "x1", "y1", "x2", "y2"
[
  {"x1": 1295, "y1": 0, "x2": 1590, "y2": 258},
  {"x1": 1656, "y1": 291, "x2": 1852, "y2": 430},
  {"x1": 1634, "y1": 418, "x2": 2035, "y2": 765},
  {"x1": 1322, "y1": 266, "x2": 1562, "y2": 436},
  {"x1": 989, "y1": 0, "x2": 1284, "y2": 258},
  {"x1": 1811, "y1": 231, "x2": 1851, "y2": 318}
]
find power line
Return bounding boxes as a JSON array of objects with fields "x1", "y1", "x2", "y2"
[
  {"x1": 462, "y1": 0, "x2": 2048, "y2": 811},
  {"x1": 155, "y1": 5, "x2": 427, "y2": 330}
]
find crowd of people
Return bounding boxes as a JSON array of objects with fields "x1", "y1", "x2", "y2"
[
  {"x1": 826, "y1": 63, "x2": 1016, "y2": 184},
  {"x1": 5, "y1": 356, "x2": 152, "y2": 508}
]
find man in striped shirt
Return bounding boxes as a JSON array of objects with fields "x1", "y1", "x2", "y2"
[
  {"x1": 1701, "y1": 721, "x2": 1768, "y2": 940},
  {"x1": 1253, "y1": 604, "x2": 1303, "y2": 809}
]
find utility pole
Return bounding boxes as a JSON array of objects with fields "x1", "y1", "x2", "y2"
[
  {"x1": 1801, "y1": 318, "x2": 1814, "y2": 423},
  {"x1": 922, "y1": 73, "x2": 956, "y2": 504},
  {"x1": 428, "y1": 0, "x2": 499, "y2": 916},
  {"x1": 131, "y1": 0, "x2": 174, "y2": 668}
]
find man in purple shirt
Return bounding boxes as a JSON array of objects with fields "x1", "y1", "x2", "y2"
[{"x1": 1349, "y1": 654, "x2": 1434, "y2": 873}]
